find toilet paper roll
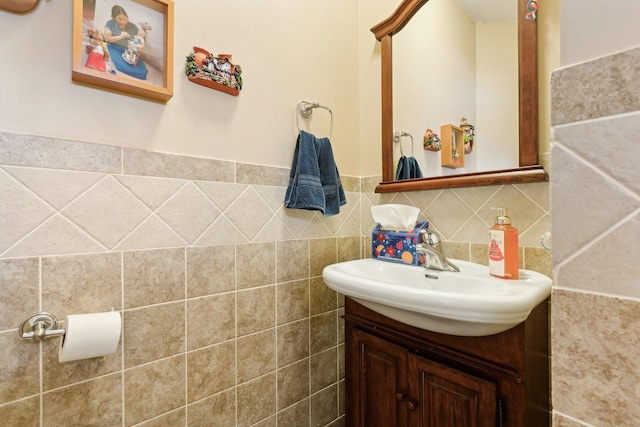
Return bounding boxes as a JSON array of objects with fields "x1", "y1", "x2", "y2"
[{"x1": 59, "y1": 311, "x2": 121, "y2": 363}]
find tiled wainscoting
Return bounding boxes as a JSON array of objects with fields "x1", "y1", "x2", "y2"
[
  {"x1": 0, "y1": 132, "x2": 551, "y2": 426},
  {"x1": 550, "y1": 47, "x2": 640, "y2": 425}
]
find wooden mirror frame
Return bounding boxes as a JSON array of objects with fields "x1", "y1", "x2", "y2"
[{"x1": 372, "y1": 0, "x2": 547, "y2": 192}]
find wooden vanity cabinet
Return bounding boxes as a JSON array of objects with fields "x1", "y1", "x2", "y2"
[{"x1": 344, "y1": 297, "x2": 549, "y2": 427}]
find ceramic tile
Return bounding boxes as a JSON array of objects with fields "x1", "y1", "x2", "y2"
[
  {"x1": 310, "y1": 348, "x2": 337, "y2": 393},
  {"x1": 425, "y1": 190, "x2": 474, "y2": 240},
  {"x1": 237, "y1": 285, "x2": 276, "y2": 336},
  {"x1": 0, "y1": 257, "x2": 39, "y2": 331},
  {"x1": 551, "y1": 144, "x2": 638, "y2": 265},
  {"x1": 0, "y1": 396, "x2": 40, "y2": 426},
  {"x1": 514, "y1": 181, "x2": 550, "y2": 212},
  {"x1": 43, "y1": 373, "x2": 122, "y2": 426},
  {"x1": 552, "y1": 289, "x2": 640, "y2": 425},
  {"x1": 0, "y1": 332, "x2": 40, "y2": 403},
  {"x1": 196, "y1": 181, "x2": 249, "y2": 211},
  {"x1": 450, "y1": 215, "x2": 490, "y2": 244},
  {"x1": 236, "y1": 163, "x2": 290, "y2": 187},
  {"x1": 276, "y1": 205, "x2": 316, "y2": 238},
  {"x1": 277, "y1": 399, "x2": 310, "y2": 427},
  {"x1": 115, "y1": 175, "x2": 186, "y2": 210},
  {"x1": 335, "y1": 215, "x2": 361, "y2": 237},
  {"x1": 187, "y1": 293, "x2": 235, "y2": 350},
  {"x1": 123, "y1": 303, "x2": 185, "y2": 368},
  {"x1": 0, "y1": 169, "x2": 56, "y2": 253},
  {"x1": 42, "y1": 334, "x2": 122, "y2": 391},
  {"x1": 62, "y1": 176, "x2": 151, "y2": 248},
  {"x1": 310, "y1": 277, "x2": 337, "y2": 316},
  {"x1": 277, "y1": 319, "x2": 310, "y2": 367},
  {"x1": 187, "y1": 341, "x2": 236, "y2": 403},
  {"x1": 519, "y1": 213, "x2": 551, "y2": 248},
  {"x1": 2, "y1": 215, "x2": 106, "y2": 258},
  {"x1": 277, "y1": 359, "x2": 310, "y2": 411},
  {"x1": 451, "y1": 186, "x2": 499, "y2": 211},
  {"x1": 123, "y1": 148, "x2": 234, "y2": 182},
  {"x1": 124, "y1": 355, "x2": 186, "y2": 426},
  {"x1": 114, "y1": 215, "x2": 188, "y2": 251},
  {"x1": 237, "y1": 329, "x2": 276, "y2": 383},
  {"x1": 156, "y1": 182, "x2": 221, "y2": 244},
  {"x1": 553, "y1": 113, "x2": 640, "y2": 196},
  {"x1": 136, "y1": 408, "x2": 185, "y2": 427},
  {"x1": 254, "y1": 216, "x2": 297, "y2": 242},
  {"x1": 188, "y1": 389, "x2": 235, "y2": 427},
  {"x1": 5, "y1": 166, "x2": 105, "y2": 209},
  {"x1": 337, "y1": 236, "x2": 360, "y2": 262},
  {"x1": 236, "y1": 242, "x2": 275, "y2": 290},
  {"x1": 187, "y1": 245, "x2": 236, "y2": 297},
  {"x1": 251, "y1": 185, "x2": 287, "y2": 212},
  {"x1": 478, "y1": 185, "x2": 546, "y2": 233},
  {"x1": 361, "y1": 176, "x2": 381, "y2": 193},
  {"x1": 557, "y1": 213, "x2": 640, "y2": 298},
  {"x1": 237, "y1": 373, "x2": 276, "y2": 427},
  {"x1": 123, "y1": 248, "x2": 185, "y2": 308},
  {"x1": 277, "y1": 280, "x2": 310, "y2": 325},
  {"x1": 310, "y1": 238, "x2": 337, "y2": 277},
  {"x1": 300, "y1": 215, "x2": 333, "y2": 239},
  {"x1": 551, "y1": 413, "x2": 589, "y2": 427},
  {"x1": 225, "y1": 187, "x2": 274, "y2": 240},
  {"x1": 523, "y1": 247, "x2": 552, "y2": 278},
  {"x1": 195, "y1": 215, "x2": 249, "y2": 245},
  {"x1": 310, "y1": 383, "x2": 338, "y2": 427},
  {"x1": 41, "y1": 252, "x2": 121, "y2": 316},
  {"x1": 310, "y1": 312, "x2": 337, "y2": 355},
  {"x1": 0, "y1": 133, "x2": 121, "y2": 173},
  {"x1": 277, "y1": 240, "x2": 309, "y2": 282},
  {"x1": 551, "y1": 46, "x2": 640, "y2": 125}
]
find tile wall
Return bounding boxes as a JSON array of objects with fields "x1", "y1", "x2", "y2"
[
  {"x1": 550, "y1": 46, "x2": 640, "y2": 425},
  {"x1": 0, "y1": 131, "x2": 551, "y2": 426}
]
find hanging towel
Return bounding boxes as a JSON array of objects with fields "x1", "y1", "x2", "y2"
[
  {"x1": 395, "y1": 156, "x2": 423, "y2": 180},
  {"x1": 285, "y1": 130, "x2": 347, "y2": 216}
]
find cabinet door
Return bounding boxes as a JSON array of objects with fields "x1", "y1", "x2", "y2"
[
  {"x1": 349, "y1": 328, "x2": 409, "y2": 427},
  {"x1": 408, "y1": 354, "x2": 497, "y2": 427}
]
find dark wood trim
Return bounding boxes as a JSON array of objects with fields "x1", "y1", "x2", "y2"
[
  {"x1": 372, "y1": 0, "x2": 544, "y2": 191},
  {"x1": 375, "y1": 165, "x2": 548, "y2": 193}
]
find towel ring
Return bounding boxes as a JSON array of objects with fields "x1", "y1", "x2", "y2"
[
  {"x1": 296, "y1": 100, "x2": 333, "y2": 138},
  {"x1": 394, "y1": 131, "x2": 414, "y2": 156}
]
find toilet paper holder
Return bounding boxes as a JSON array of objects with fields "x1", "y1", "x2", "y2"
[{"x1": 18, "y1": 312, "x2": 66, "y2": 342}]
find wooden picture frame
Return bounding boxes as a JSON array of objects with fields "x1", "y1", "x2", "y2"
[{"x1": 72, "y1": 0, "x2": 174, "y2": 102}]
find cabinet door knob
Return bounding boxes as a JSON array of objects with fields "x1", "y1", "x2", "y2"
[
  {"x1": 395, "y1": 392, "x2": 406, "y2": 401},
  {"x1": 407, "y1": 400, "x2": 418, "y2": 411}
]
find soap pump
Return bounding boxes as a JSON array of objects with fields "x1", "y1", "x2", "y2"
[{"x1": 489, "y1": 208, "x2": 519, "y2": 279}]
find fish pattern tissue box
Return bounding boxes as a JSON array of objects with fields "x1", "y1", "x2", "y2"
[{"x1": 372, "y1": 221, "x2": 429, "y2": 265}]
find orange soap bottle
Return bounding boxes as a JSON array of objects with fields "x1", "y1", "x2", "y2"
[{"x1": 489, "y1": 208, "x2": 519, "y2": 279}]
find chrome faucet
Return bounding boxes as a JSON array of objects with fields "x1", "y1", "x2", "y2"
[{"x1": 416, "y1": 230, "x2": 460, "y2": 272}]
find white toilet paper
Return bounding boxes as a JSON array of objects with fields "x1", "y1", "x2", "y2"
[
  {"x1": 371, "y1": 204, "x2": 419, "y2": 230},
  {"x1": 59, "y1": 311, "x2": 121, "y2": 363}
]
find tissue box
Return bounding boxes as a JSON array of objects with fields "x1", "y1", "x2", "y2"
[{"x1": 372, "y1": 221, "x2": 429, "y2": 265}]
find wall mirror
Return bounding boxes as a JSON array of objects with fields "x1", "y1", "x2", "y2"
[{"x1": 372, "y1": 0, "x2": 547, "y2": 192}]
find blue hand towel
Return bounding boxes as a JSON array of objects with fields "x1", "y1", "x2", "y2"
[{"x1": 285, "y1": 130, "x2": 347, "y2": 216}]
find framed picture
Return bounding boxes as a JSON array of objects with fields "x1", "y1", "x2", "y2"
[{"x1": 72, "y1": 0, "x2": 174, "y2": 102}]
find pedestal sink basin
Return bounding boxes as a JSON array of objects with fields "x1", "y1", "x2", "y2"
[{"x1": 322, "y1": 258, "x2": 552, "y2": 336}]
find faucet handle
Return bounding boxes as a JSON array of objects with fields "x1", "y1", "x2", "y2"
[{"x1": 420, "y1": 229, "x2": 443, "y2": 252}]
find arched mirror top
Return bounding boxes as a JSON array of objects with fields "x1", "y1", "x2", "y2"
[{"x1": 372, "y1": 0, "x2": 547, "y2": 192}]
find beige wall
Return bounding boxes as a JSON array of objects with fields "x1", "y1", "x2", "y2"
[{"x1": 0, "y1": 0, "x2": 361, "y2": 176}]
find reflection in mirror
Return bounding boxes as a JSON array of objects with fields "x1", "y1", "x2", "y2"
[
  {"x1": 372, "y1": 0, "x2": 547, "y2": 193},
  {"x1": 393, "y1": 0, "x2": 518, "y2": 178}
]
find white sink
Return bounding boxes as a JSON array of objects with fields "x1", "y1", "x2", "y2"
[{"x1": 322, "y1": 258, "x2": 552, "y2": 336}]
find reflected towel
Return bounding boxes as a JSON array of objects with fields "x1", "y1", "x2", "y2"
[
  {"x1": 396, "y1": 156, "x2": 423, "y2": 180},
  {"x1": 285, "y1": 130, "x2": 346, "y2": 216}
]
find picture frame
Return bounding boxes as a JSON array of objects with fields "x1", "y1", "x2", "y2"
[{"x1": 72, "y1": 0, "x2": 174, "y2": 102}]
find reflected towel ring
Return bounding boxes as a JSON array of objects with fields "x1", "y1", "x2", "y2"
[
  {"x1": 296, "y1": 100, "x2": 333, "y2": 138},
  {"x1": 394, "y1": 131, "x2": 414, "y2": 156}
]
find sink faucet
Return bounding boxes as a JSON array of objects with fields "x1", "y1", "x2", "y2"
[{"x1": 416, "y1": 230, "x2": 460, "y2": 272}]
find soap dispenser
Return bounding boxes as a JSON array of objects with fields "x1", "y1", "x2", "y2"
[{"x1": 489, "y1": 208, "x2": 519, "y2": 279}]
